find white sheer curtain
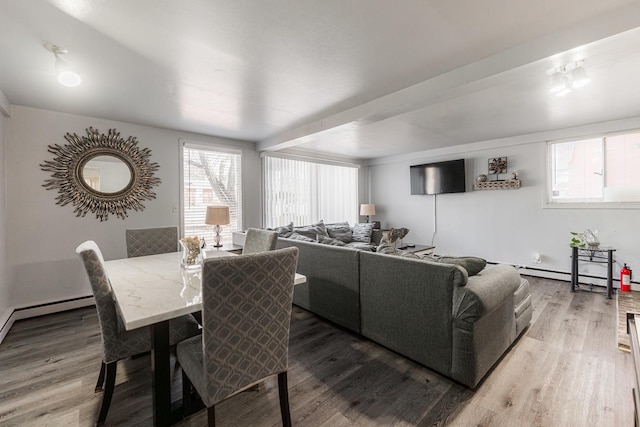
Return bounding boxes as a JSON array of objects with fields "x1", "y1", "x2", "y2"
[{"x1": 263, "y1": 155, "x2": 358, "y2": 228}]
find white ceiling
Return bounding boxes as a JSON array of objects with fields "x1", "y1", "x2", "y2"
[{"x1": 2, "y1": 0, "x2": 640, "y2": 160}]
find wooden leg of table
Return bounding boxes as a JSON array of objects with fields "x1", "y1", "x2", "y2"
[{"x1": 152, "y1": 320, "x2": 171, "y2": 427}]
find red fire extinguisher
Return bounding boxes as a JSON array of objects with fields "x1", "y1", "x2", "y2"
[{"x1": 621, "y1": 263, "x2": 632, "y2": 292}]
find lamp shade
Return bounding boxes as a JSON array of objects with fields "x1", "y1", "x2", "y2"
[
  {"x1": 360, "y1": 203, "x2": 376, "y2": 216},
  {"x1": 205, "y1": 206, "x2": 230, "y2": 225}
]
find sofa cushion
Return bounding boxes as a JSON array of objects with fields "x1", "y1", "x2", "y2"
[
  {"x1": 293, "y1": 220, "x2": 329, "y2": 240},
  {"x1": 318, "y1": 235, "x2": 347, "y2": 246},
  {"x1": 287, "y1": 232, "x2": 316, "y2": 242},
  {"x1": 326, "y1": 222, "x2": 353, "y2": 243},
  {"x1": 271, "y1": 222, "x2": 294, "y2": 238},
  {"x1": 345, "y1": 242, "x2": 376, "y2": 251},
  {"x1": 437, "y1": 256, "x2": 486, "y2": 276},
  {"x1": 353, "y1": 223, "x2": 375, "y2": 243},
  {"x1": 376, "y1": 241, "x2": 420, "y2": 258}
]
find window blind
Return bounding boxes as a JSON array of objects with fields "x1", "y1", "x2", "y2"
[
  {"x1": 182, "y1": 143, "x2": 242, "y2": 244},
  {"x1": 263, "y1": 155, "x2": 358, "y2": 228}
]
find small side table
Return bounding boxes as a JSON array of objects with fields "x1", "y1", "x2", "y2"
[{"x1": 570, "y1": 246, "x2": 615, "y2": 299}]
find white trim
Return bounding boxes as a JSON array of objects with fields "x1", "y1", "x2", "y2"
[
  {"x1": 180, "y1": 138, "x2": 243, "y2": 155},
  {"x1": 0, "y1": 296, "x2": 95, "y2": 345}
]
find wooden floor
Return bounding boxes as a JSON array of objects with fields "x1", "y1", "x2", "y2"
[{"x1": 0, "y1": 276, "x2": 635, "y2": 426}]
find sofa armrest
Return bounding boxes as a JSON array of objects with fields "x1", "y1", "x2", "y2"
[{"x1": 454, "y1": 264, "x2": 520, "y2": 321}]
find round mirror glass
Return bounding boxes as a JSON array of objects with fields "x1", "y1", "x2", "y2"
[{"x1": 82, "y1": 155, "x2": 132, "y2": 194}]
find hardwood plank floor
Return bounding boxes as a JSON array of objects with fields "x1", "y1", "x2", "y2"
[{"x1": 0, "y1": 276, "x2": 634, "y2": 426}]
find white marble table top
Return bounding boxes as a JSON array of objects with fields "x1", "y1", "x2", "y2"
[{"x1": 105, "y1": 251, "x2": 306, "y2": 331}]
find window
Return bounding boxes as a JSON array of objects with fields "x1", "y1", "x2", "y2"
[
  {"x1": 263, "y1": 155, "x2": 358, "y2": 227},
  {"x1": 182, "y1": 142, "x2": 242, "y2": 243},
  {"x1": 548, "y1": 131, "x2": 640, "y2": 204}
]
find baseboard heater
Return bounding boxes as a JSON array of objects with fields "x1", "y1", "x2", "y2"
[
  {"x1": 487, "y1": 261, "x2": 639, "y2": 288},
  {"x1": 0, "y1": 295, "x2": 95, "y2": 345}
]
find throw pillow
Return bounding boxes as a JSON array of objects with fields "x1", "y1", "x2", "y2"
[
  {"x1": 287, "y1": 232, "x2": 316, "y2": 242},
  {"x1": 424, "y1": 255, "x2": 487, "y2": 276},
  {"x1": 317, "y1": 235, "x2": 347, "y2": 246},
  {"x1": 353, "y1": 222, "x2": 375, "y2": 243},
  {"x1": 326, "y1": 221, "x2": 353, "y2": 243},
  {"x1": 271, "y1": 222, "x2": 294, "y2": 238},
  {"x1": 293, "y1": 220, "x2": 328, "y2": 240}
]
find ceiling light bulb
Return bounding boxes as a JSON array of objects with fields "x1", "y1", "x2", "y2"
[
  {"x1": 555, "y1": 76, "x2": 572, "y2": 96},
  {"x1": 571, "y1": 66, "x2": 590, "y2": 88},
  {"x1": 55, "y1": 58, "x2": 81, "y2": 87},
  {"x1": 549, "y1": 71, "x2": 566, "y2": 93}
]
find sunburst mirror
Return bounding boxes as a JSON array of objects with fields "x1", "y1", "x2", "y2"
[{"x1": 40, "y1": 127, "x2": 161, "y2": 221}]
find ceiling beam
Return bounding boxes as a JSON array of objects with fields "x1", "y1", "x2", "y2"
[{"x1": 257, "y1": 2, "x2": 640, "y2": 154}]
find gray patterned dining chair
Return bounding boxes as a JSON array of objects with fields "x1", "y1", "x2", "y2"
[
  {"x1": 126, "y1": 226, "x2": 178, "y2": 258},
  {"x1": 177, "y1": 246, "x2": 299, "y2": 427},
  {"x1": 76, "y1": 240, "x2": 200, "y2": 425},
  {"x1": 242, "y1": 228, "x2": 278, "y2": 254}
]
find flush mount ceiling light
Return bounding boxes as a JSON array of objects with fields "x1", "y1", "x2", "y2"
[
  {"x1": 43, "y1": 42, "x2": 81, "y2": 87},
  {"x1": 546, "y1": 60, "x2": 590, "y2": 96}
]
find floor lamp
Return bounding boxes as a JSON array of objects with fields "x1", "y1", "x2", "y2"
[{"x1": 205, "y1": 206, "x2": 230, "y2": 248}]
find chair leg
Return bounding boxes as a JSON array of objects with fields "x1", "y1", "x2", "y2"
[
  {"x1": 94, "y1": 361, "x2": 106, "y2": 393},
  {"x1": 97, "y1": 362, "x2": 117, "y2": 425},
  {"x1": 278, "y1": 371, "x2": 292, "y2": 427},
  {"x1": 182, "y1": 368, "x2": 193, "y2": 416},
  {"x1": 207, "y1": 405, "x2": 216, "y2": 427}
]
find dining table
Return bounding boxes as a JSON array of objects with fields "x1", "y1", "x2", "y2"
[{"x1": 104, "y1": 248, "x2": 306, "y2": 427}]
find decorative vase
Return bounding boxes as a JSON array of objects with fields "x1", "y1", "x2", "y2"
[
  {"x1": 476, "y1": 174, "x2": 488, "y2": 183},
  {"x1": 583, "y1": 229, "x2": 600, "y2": 248},
  {"x1": 179, "y1": 237, "x2": 202, "y2": 270}
]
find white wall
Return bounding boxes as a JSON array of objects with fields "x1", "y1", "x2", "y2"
[
  {"x1": 5, "y1": 106, "x2": 261, "y2": 309},
  {"x1": 369, "y1": 122, "x2": 640, "y2": 281}
]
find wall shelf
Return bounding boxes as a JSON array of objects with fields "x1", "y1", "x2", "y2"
[{"x1": 473, "y1": 179, "x2": 521, "y2": 190}]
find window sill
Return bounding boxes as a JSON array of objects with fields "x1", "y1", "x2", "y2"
[{"x1": 543, "y1": 201, "x2": 640, "y2": 210}]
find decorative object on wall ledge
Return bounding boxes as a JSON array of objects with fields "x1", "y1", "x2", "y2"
[
  {"x1": 473, "y1": 179, "x2": 521, "y2": 190},
  {"x1": 476, "y1": 174, "x2": 488, "y2": 183},
  {"x1": 488, "y1": 157, "x2": 508, "y2": 176},
  {"x1": 40, "y1": 127, "x2": 161, "y2": 221}
]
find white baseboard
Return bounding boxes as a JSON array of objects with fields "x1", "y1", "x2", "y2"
[
  {"x1": 515, "y1": 266, "x2": 640, "y2": 292},
  {"x1": 0, "y1": 295, "x2": 95, "y2": 345}
]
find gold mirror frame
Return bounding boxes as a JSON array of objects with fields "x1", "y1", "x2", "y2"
[{"x1": 40, "y1": 127, "x2": 161, "y2": 221}]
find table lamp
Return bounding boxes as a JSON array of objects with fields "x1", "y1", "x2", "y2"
[
  {"x1": 205, "y1": 205, "x2": 230, "y2": 248},
  {"x1": 360, "y1": 204, "x2": 380, "y2": 228}
]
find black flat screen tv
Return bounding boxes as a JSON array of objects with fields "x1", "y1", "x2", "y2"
[{"x1": 410, "y1": 159, "x2": 466, "y2": 195}]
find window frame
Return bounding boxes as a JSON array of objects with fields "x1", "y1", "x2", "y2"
[
  {"x1": 545, "y1": 129, "x2": 640, "y2": 209},
  {"x1": 261, "y1": 152, "x2": 360, "y2": 228},
  {"x1": 179, "y1": 139, "x2": 244, "y2": 242}
]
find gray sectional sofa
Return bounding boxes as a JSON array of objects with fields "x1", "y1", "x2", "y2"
[{"x1": 276, "y1": 236, "x2": 532, "y2": 388}]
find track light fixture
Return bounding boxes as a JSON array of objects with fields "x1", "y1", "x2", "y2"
[
  {"x1": 547, "y1": 60, "x2": 590, "y2": 96},
  {"x1": 44, "y1": 43, "x2": 81, "y2": 87}
]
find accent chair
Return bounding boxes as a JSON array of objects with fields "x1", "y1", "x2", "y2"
[
  {"x1": 75, "y1": 240, "x2": 200, "y2": 425},
  {"x1": 125, "y1": 226, "x2": 178, "y2": 258},
  {"x1": 177, "y1": 247, "x2": 299, "y2": 426}
]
